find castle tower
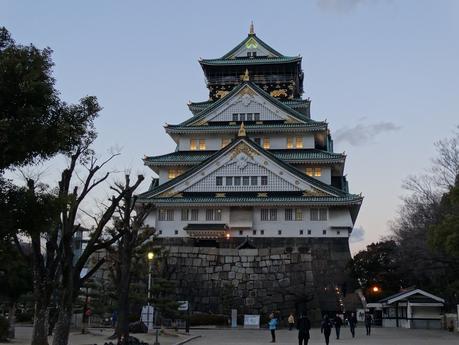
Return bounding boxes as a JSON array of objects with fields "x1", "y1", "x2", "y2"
[{"x1": 139, "y1": 27, "x2": 363, "y2": 319}]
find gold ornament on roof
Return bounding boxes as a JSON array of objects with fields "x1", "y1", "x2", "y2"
[
  {"x1": 241, "y1": 68, "x2": 250, "y2": 81},
  {"x1": 238, "y1": 122, "x2": 246, "y2": 137},
  {"x1": 249, "y1": 21, "x2": 255, "y2": 35}
]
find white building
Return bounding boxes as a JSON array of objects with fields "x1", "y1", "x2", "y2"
[{"x1": 138, "y1": 26, "x2": 363, "y2": 246}]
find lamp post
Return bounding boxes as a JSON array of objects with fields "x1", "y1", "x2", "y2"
[{"x1": 147, "y1": 251, "x2": 154, "y2": 333}]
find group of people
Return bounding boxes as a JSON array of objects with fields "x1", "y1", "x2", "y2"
[{"x1": 268, "y1": 311, "x2": 373, "y2": 344}]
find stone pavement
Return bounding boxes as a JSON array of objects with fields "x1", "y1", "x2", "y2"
[
  {"x1": 187, "y1": 327, "x2": 459, "y2": 345},
  {"x1": 10, "y1": 326, "x2": 196, "y2": 345}
]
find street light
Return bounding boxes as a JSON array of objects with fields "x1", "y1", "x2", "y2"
[{"x1": 147, "y1": 252, "x2": 154, "y2": 333}]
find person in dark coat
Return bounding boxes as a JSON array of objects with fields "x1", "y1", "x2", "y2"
[
  {"x1": 320, "y1": 315, "x2": 333, "y2": 345},
  {"x1": 365, "y1": 313, "x2": 373, "y2": 336},
  {"x1": 296, "y1": 314, "x2": 311, "y2": 345},
  {"x1": 348, "y1": 312, "x2": 357, "y2": 338},
  {"x1": 333, "y1": 314, "x2": 343, "y2": 339}
]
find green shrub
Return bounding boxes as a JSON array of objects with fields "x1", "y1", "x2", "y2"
[
  {"x1": 16, "y1": 311, "x2": 33, "y2": 323},
  {"x1": 0, "y1": 316, "x2": 9, "y2": 341},
  {"x1": 189, "y1": 314, "x2": 228, "y2": 326}
]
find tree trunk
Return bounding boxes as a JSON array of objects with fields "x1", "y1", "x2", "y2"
[
  {"x1": 51, "y1": 305, "x2": 72, "y2": 345},
  {"x1": 31, "y1": 303, "x2": 49, "y2": 345},
  {"x1": 115, "y1": 236, "x2": 133, "y2": 343},
  {"x1": 8, "y1": 302, "x2": 16, "y2": 339}
]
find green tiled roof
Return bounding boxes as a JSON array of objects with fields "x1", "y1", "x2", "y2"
[
  {"x1": 200, "y1": 56, "x2": 301, "y2": 66},
  {"x1": 188, "y1": 98, "x2": 310, "y2": 116},
  {"x1": 137, "y1": 194, "x2": 363, "y2": 206},
  {"x1": 177, "y1": 81, "x2": 317, "y2": 126},
  {"x1": 166, "y1": 122, "x2": 327, "y2": 134},
  {"x1": 220, "y1": 33, "x2": 284, "y2": 59},
  {"x1": 139, "y1": 137, "x2": 354, "y2": 201},
  {"x1": 144, "y1": 149, "x2": 345, "y2": 166}
]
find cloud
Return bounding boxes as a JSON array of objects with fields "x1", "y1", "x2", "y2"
[
  {"x1": 334, "y1": 121, "x2": 401, "y2": 146},
  {"x1": 350, "y1": 226, "x2": 365, "y2": 243},
  {"x1": 317, "y1": 0, "x2": 366, "y2": 13}
]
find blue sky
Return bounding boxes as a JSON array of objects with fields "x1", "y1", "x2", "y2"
[{"x1": 2, "y1": 0, "x2": 458, "y2": 252}]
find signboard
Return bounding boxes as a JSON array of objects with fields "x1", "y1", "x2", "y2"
[
  {"x1": 141, "y1": 305, "x2": 155, "y2": 331},
  {"x1": 178, "y1": 300, "x2": 189, "y2": 311},
  {"x1": 231, "y1": 309, "x2": 237, "y2": 328},
  {"x1": 244, "y1": 314, "x2": 260, "y2": 328}
]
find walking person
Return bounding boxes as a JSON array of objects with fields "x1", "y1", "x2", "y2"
[
  {"x1": 348, "y1": 312, "x2": 357, "y2": 338},
  {"x1": 333, "y1": 314, "x2": 343, "y2": 339},
  {"x1": 296, "y1": 314, "x2": 311, "y2": 345},
  {"x1": 268, "y1": 313, "x2": 278, "y2": 343},
  {"x1": 288, "y1": 313, "x2": 295, "y2": 330},
  {"x1": 321, "y1": 315, "x2": 333, "y2": 345},
  {"x1": 365, "y1": 313, "x2": 373, "y2": 336}
]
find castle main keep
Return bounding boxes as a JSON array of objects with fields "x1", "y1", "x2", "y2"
[{"x1": 138, "y1": 24, "x2": 363, "y2": 319}]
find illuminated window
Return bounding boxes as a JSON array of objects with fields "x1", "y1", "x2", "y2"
[
  {"x1": 287, "y1": 137, "x2": 293, "y2": 149},
  {"x1": 296, "y1": 137, "x2": 303, "y2": 148},
  {"x1": 221, "y1": 138, "x2": 231, "y2": 148},
  {"x1": 295, "y1": 208, "x2": 303, "y2": 221},
  {"x1": 190, "y1": 139, "x2": 197, "y2": 150},
  {"x1": 306, "y1": 167, "x2": 322, "y2": 177},
  {"x1": 199, "y1": 139, "x2": 206, "y2": 150},
  {"x1": 168, "y1": 169, "x2": 183, "y2": 179},
  {"x1": 263, "y1": 138, "x2": 270, "y2": 149}
]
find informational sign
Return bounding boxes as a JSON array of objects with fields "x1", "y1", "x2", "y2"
[
  {"x1": 141, "y1": 305, "x2": 155, "y2": 331},
  {"x1": 178, "y1": 300, "x2": 189, "y2": 311},
  {"x1": 244, "y1": 314, "x2": 260, "y2": 328},
  {"x1": 231, "y1": 309, "x2": 237, "y2": 328}
]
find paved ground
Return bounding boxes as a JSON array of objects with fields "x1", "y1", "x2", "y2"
[
  {"x1": 187, "y1": 327, "x2": 459, "y2": 345},
  {"x1": 10, "y1": 326, "x2": 196, "y2": 345}
]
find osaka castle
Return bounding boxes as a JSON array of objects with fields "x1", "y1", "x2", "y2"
[{"x1": 138, "y1": 24, "x2": 363, "y2": 316}]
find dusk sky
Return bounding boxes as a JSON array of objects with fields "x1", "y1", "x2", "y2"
[{"x1": 2, "y1": 0, "x2": 458, "y2": 252}]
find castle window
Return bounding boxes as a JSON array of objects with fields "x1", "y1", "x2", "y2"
[
  {"x1": 319, "y1": 209, "x2": 327, "y2": 221},
  {"x1": 181, "y1": 209, "x2": 189, "y2": 221},
  {"x1": 247, "y1": 113, "x2": 253, "y2": 121},
  {"x1": 263, "y1": 138, "x2": 270, "y2": 149},
  {"x1": 239, "y1": 114, "x2": 246, "y2": 122},
  {"x1": 261, "y1": 176, "x2": 268, "y2": 185},
  {"x1": 168, "y1": 168, "x2": 183, "y2": 179},
  {"x1": 243, "y1": 176, "x2": 250, "y2": 186},
  {"x1": 310, "y1": 208, "x2": 319, "y2": 221},
  {"x1": 287, "y1": 137, "x2": 293, "y2": 149},
  {"x1": 239, "y1": 230, "x2": 243, "y2": 235},
  {"x1": 221, "y1": 138, "x2": 231, "y2": 148},
  {"x1": 190, "y1": 139, "x2": 197, "y2": 150},
  {"x1": 234, "y1": 176, "x2": 241, "y2": 185},
  {"x1": 159, "y1": 230, "x2": 162, "y2": 235},
  {"x1": 337, "y1": 230, "x2": 341, "y2": 235},
  {"x1": 206, "y1": 209, "x2": 222, "y2": 221},
  {"x1": 261, "y1": 209, "x2": 269, "y2": 221},
  {"x1": 323, "y1": 229, "x2": 327, "y2": 235},
  {"x1": 166, "y1": 209, "x2": 174, "y2": 221},
  {"x1": 278, "y1": 230, "x2": 282, "y2": 235},
  {"x1": 295, "y1": 208, "x2": 303, "y2": 221},
  {"x1": 307, "y1": 229, "x2": 312, "y2": 235},
  {"x1": 216, "y1": 176, "x2": 223, "y2": 186},
  {"x1": 251, "y1": 176, "x2": 258, "y2": 185},
  {"x1": 311, "y1": 208, "x2": 327, "y2": 221},
  {"x1": 254, "y1": 113, "x2": 260, "y2": 121},
  {"x1": 232, "y1": 113, "x2": 238, "y2": 121},
  {"x1": 174, "y1": 230, "x2": 179, "y2": 235},
  {"x1": 199, "y1": 139, "x2": 206, "y2": 150},
  {"x1": 191, "y1": 209, "x2": 199, "y2": 221},
  {"x1": 285, "y1": 208, "x2": 293, "y2": 221},
  {"x1": 300, "y1": 230, "x2": 304, "y2": 235},
  {"x1": 158, "y1": 209, "x2": 174, "y2": 221},
  {"x1": 270, "y1": 209, "x2": 277, "y2": 221},
  {"x1": 296, "y1": 137, "x2": 303, "y2": 148},
  {"x1": 226, "y1": 176, "x2": 233, "y2": 186},
  {"x1": 306, "y1": 167, "x2": 322, "y2": 177},
  {"x1": 253, "y1": 230, "x2": 257, "y2": 235},
  {"x1": 260, "y1": 229, "x2": 265, "y2": 235}
]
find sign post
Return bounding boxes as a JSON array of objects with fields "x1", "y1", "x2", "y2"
[{"x1": 244, "y1": 314, "x2": 260, "y2": 328}]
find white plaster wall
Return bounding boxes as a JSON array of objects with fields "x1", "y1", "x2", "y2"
[{"x1": 145, "y1": 207, "x2": 352, "y2": 238}]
